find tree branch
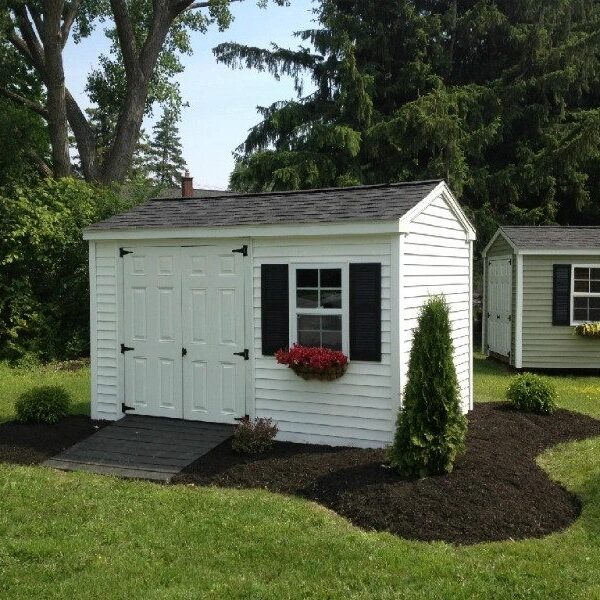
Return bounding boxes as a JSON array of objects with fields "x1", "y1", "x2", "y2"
[
  {"x1": 26, "y1": 149, "x2": 54, "y2": 178},
  {"x1": 0, "y1": 87, "x2": 49, "y2": 118},
  {"x1": 28, "y1": 5, "x2": 45, "y2": 40},
  {"x1": 176, "y1": 0, "x2": 243, "y2": 13},
  {"x1": 12, "y1": 6, "x2": 46, "y2": 77},
  {"x1": 61, "y1": 0, "x2": 81, "y2": 47},
  {"x1": 110, "y1": 0, "x2": 140, "y2": 81}
]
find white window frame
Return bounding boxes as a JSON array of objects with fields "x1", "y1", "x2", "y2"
[
  {"x1": 289, "y1": 263, "x2": 350, "y2": 355},
  {"x1": 570, "y1": 264, "x2": 600, "y2": 325}
]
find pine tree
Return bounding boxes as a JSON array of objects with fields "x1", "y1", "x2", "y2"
[
  {"x1": 149, "y1": 109, "x2": 187, "y2": 187},
  {"x1": 216, "y1": 0, "x2": 600, "y2": 244},
  {"x1": 389, "y1": 296, "x2": 467, "y2": 478}
]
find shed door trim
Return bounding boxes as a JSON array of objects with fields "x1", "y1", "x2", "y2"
[{"x1": 486, "y1": 255, "x2": 512, "y2": 358}]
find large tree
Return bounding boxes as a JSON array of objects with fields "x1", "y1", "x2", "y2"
[
  {"x1": 217, "y1": 0, "x2": 600, "y2": 237},
  {"x1": 0, "y1": 0, "x2": 286, "y2": 183}
]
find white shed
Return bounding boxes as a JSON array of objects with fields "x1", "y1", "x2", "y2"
[{"x1": 84, "y1": 180, "x2": 475, "y2": 448}]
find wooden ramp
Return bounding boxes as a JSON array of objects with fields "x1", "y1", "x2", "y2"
[{"x1": 43, "y1": 415, "x2": 233, "y2": 482}]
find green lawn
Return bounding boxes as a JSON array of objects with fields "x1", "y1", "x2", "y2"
[{"x1": 1, "y1": 357, "x2": 600, "y2": 599}]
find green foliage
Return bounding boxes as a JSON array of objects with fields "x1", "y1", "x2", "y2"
[
  {"x1": 15, "y1": 385, "x2": 71, "y2": 424},
  {"x1": 219, "y1": 0, "x2": 600, "y2": 246},
  {"x1": 149, "y1": 108, "x2": 187, "y2": 186},
  {"x1": 506, "y1": 373, "x2": 557, "y2": 415},
  {"x1": 389, "y1": 296, "x2": 467, "y2": 477},
  {"x1": 232, "y1": 417, "x2": 278, "y2": 454},
  {"x1": 0, "y1": 178, "x2": 140, "y2": 361}
]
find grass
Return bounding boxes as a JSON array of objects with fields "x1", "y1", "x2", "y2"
[{"x1": 1, "y1": 356, "x2": 600, "y2": 598}]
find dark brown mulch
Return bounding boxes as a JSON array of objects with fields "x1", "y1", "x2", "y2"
[
  {"x1": 0, "y1": 416, "x2": 106, "y2": 465},
  {"x1": 174, "y1": 403, "x2": 600, "y2": 544}
]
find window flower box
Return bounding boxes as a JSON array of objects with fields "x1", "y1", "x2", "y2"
[
  {"x1": 574, "y1": 322, "x2": 600, "y2": 338},
  {"x1": 275, "y1": 344, "x2": 349, "y2": 381}
]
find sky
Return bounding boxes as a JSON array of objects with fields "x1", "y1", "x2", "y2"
[{"x1": 62, "y1": 1, "x2": 317, "y2": 190}]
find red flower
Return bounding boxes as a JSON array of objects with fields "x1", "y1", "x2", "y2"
[{"x1": 275, "y1": 344, "x2": 348, "y2": 372}]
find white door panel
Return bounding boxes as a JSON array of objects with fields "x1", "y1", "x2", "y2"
[
  {"x1": 122, "y1": 244, "x2": 246, "y2": 423},
  {"x1": 123, "y1": 248, "x2": 183, "y2": 417},
  {"x1": 487, "y1": 257, "x2": 512, "y2": 357},
  {"x1": 182, "y1": 246, "x2": 246, "y2": 423}
]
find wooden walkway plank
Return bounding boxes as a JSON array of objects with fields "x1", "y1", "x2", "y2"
[{"x1": 43, "y1": 415, "x2": 234, "y2": 482}]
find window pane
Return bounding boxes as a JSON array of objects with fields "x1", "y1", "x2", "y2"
[
  {"x1": 590, "y1": 308, "x2": 600, "y2": 321},
  {"x1": 320, "y1": 269, "x2": 341, "y2": 287},
  {"x1": 575, "y1": 280, "x2": 590, "y2": 292},
  {"x1": 298, "y1": 329, "x2": 321, "y2": 347},
  {"x1": 320, "y1": 289, "x2": 342, "y2": 309},
  {"x1": 298, "y1": 315, "x2": 321, "y2": 330},
  {"x1": 297, "y1": 289, "x2": 318, "y2": 308},
  {"x1": 575, "y1": 267, "x2": 589, "y2": 280},
  {"x1": 574, "y1": 297, "x2": 588, "y2": 309},
  {"x1": 591, "y1": 281, "x2": 600, "y2": 293},
  {"x1": 574, "y1": 308, "x2": 588, "y2": 321},
  {"x1": 321, "y1": 315, "x2": 342, "y2": 331},
  {"x1": 591, "y1": 297, "x2": 600, "y2": 309},
  {"x1": 321, "y1": 331, "x2": 342, "y2": 351},
  {"x1": 297, "y1": 269, "x2": 318, "y2": 288},
  {"x1": 591, "y1": 268, "x2": 600, "y2": 279}
]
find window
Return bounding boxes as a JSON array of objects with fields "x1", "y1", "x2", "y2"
[
  {"x1": 572, "y1": 265, "x2": 600, "y2": 324},
  {"x1": 291, "y1": 265, "x2": 349, "y2": 353}
]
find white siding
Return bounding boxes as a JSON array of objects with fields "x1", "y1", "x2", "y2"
[
  {"x1": 401, "y1": 195, "x2": 473, "y2": 411},
  {"x1": 252, "y1": 236, "x2": 395, "y2": 448},
  {"x1": 91, "y1": 241, "x2": 121, "y2": 420}
]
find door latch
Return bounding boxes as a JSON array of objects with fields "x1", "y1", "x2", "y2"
[
  {"x1": 233, "y1": 349, "x2": 249, "y2": 360},
  {"x1": 120, "y1": 344, "x2": 134, "y2": 353},
  {"x1": 182, "y1": 347, "x2": 188, "y2": 357},
  {"x1": 232, "y1": 245, "x2": 248, "y2": 257}
]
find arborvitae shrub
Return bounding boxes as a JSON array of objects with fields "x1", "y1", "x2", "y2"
[
  {"x1": 389, "y1": 296, "x2": 467, "y2": 477},
  {"x1": 15, "y1": 385, "x2": 71, "y2": 424},
  {"x1": 506, "y1": 373, "x2": 557, "y2": 414}
]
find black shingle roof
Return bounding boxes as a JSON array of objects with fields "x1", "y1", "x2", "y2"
[
  {"x1": 85, "y1": 180, "x2": 443, "y2": 232},
  {"x1": 500, "y1": 226, "x2": 600, "y2": 250}
]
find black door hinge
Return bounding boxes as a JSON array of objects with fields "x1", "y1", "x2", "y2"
[
  {"x1": 119, "y1": 247, "x2": 133, "y2": 257},
  {"x1": 182, "y1": 347, "x2": 187, "y2": 357},
  {"x1": 232, "y1": 245, "x2": 248, "y2": 257},
  {"x1": 122, "y1": 403, "x2": 135, "y2": 412},
  {"x1": 121, "y1": 343, "x2": 134, "y2": 353},
  {"x1": 233, "y1": 349, "x2": 250, "y2": 360}
]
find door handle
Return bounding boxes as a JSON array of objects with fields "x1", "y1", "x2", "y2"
[
  {"x1": 182, "y1": 347, "x2": 187, "y2": 357},
  {"x1": 234, "y1": 349, "x2": 249, "y2": 360}
]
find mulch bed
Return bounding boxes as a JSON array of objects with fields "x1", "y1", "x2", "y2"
[
  {"x1": 2, "y1": 404, "x2": 599, "y2": 544},
  {"x1": 174, "y1": 403, "x2": 600, "y2": 544},
  {"x1": 0, "y1": 416, "x2": 106, "y2": 465}
]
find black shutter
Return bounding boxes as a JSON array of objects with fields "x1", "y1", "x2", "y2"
[
  {"x1": 552, "y1": 264, "x2": 571, "y2": 326},
  {"x1": 261, "y1": 264, "x2": 289, "y2": 355},
  {"x1": 349, "y1": 263, "x2": 382, "y2": 362}
]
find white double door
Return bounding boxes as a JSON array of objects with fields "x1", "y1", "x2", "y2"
[
  {"x1": 122, "y1": 245, "x2": 246, "y2": 423},
  {"x1": 487, "y1": 256, "x2": 512, "y2": 357}
]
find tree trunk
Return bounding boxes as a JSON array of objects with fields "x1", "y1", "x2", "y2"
[{"x1": 42, "y1": 0, "x2": 71, "y2": 178}]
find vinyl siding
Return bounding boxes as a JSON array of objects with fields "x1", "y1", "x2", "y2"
[
  {"x1": 484, "y1": 234, "x2": 516, "y2": 364},
  {"x1": 252, "y1": 236, "x2": 395, "y2": 448},
  {"x1": 522, "y1": 255, "x2": 600, "y2": 369},
  {"x1": 91, "y1": 241, "x2": 121, "y2": 420},
  {"x1": 401, "y1": 195, "x2": 473, "y2": 411}
]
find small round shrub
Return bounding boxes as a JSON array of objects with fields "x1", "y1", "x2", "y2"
[
  {"x1": 232, "y1": 417, "x2": 278, "y2": 454},
  {"x1": 15, "y1": 386, "x2": 72, "y2": 424},
  {"x1": 506, "y1": 373, "x2": 557, "y2": 415}
]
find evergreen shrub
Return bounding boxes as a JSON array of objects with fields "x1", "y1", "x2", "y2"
[{"x1": 389, "y1": 296, "x2": 467, "y2": 477}]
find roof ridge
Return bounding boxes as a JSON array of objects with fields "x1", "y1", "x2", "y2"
[
  {"x1": 502, "y1": 225, "x2": 600, "y2": 229},
  {"x1": 150, "y1": 179, "x2": 444, "y2": 202}
]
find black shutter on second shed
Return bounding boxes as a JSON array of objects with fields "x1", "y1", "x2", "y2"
[
  {"x1": 261, "y1": 264, "x2": 289, "y2": 355},
  {"x1": 349, "y1": 263, "x2": 382, "y2": 362},
  {"x1": 552, "y1": 264, "x2": 571, "y2": 326}
]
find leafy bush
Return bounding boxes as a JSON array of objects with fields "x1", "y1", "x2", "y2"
[
  {"x1": 388, "y1": 296, "x2": 467, "y2": 478},
  {"x1": 506, "y1": 373, "x2": 557, "y2": 414},
  {"x1": 232, "y1": 417, "x2": 278, "y2": 454},
  {"x1": 15, "y1": 385, "x2": 71, "y2": 424},
  {"x1": 0, "y1": 178, "x2": 149, "y2": 361}
]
